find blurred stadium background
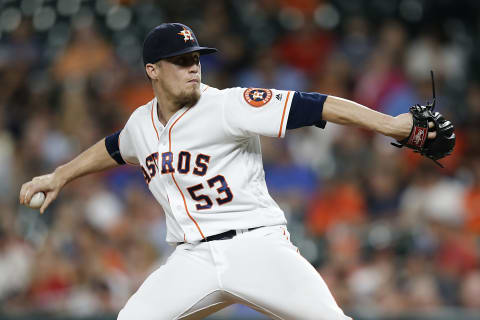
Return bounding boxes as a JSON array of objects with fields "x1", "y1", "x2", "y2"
[{"x1": 1, "y1": 0, "x2": 480, "y2": 319}]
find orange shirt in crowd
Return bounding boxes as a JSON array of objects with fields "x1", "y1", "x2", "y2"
[
  {"x1": 306, "y1": 182, "x2": 366, "y2": 235},
  {"x1": 464, "y1": 186, "x2": 480, "y2": 233}
]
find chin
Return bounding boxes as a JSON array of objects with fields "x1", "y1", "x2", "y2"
[
  {"x1": 190, "y1": 83, "x2": 201, "y2": 93},
  {"x1": 175, "y1": 88, "x2": 201, "y2": 108}
]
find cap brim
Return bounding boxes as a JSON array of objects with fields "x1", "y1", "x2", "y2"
[{"x1": 160, "y1": 46, "x2": 218, "y2": 59}]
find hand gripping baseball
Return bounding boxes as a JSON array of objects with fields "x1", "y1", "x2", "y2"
[
  {"x1": 19, "y1": 173, "x2": 63, "y2": 214},
  {"x1": 391, "y1": 71, "x2": 455, "y2": 167}
]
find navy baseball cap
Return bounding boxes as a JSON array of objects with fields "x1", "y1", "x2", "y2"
[{"x1": 143, "y1": 23, "x2": 218, "y2": 65}]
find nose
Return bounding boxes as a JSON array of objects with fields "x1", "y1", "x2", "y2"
[{"x1": 189, "y1": 61, "x2": 200, "y2": 73}]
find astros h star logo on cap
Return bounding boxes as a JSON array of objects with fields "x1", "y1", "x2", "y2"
[{"x1": 178, "y1": 27, "x2": 195, "y2": 42}]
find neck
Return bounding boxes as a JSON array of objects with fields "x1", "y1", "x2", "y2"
[{"x1": 153, "y1": 86, "x2": 182, "y2": 126}]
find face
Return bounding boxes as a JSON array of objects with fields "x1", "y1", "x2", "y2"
[{"x1": 147, "y1": 52, "x2": 202, "y2": 108}]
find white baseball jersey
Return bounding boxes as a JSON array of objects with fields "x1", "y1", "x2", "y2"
[
  {"x1": 116, "y1": 84, "x2": 351, "y2": 320},
  {"x1": 118, "y1": 84, "x2": 294, "y2": 244}
]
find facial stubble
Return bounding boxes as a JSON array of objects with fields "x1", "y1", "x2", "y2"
[{"x1": 173, "y1": 86, "x2": 201, "y2": 108}]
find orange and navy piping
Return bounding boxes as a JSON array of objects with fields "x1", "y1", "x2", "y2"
[{"x1": 278, "y1": 91, "x2": 291, "y2": 138}]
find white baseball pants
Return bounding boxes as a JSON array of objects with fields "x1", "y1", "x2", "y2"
[{"x1": 117, "y1": 225, "x2": 351, "y2": 320}]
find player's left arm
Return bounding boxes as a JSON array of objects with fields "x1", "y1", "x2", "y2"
[
  {"x1": 290, "y1": 91, "x2": 455, "y2": 165},
  {"x1": 288, "y1": 93, "x2": 435, "y2": 141},
  {"x1": 224, "y1": 88, "x2": 433, "y2": 142},
  {"x1": 321, "y1": 95, "x2": 428, "y2": 141}
]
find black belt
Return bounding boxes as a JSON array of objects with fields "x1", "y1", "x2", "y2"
[
  {"x1": 179, "y1": 227, "x2": 262, "y2": 245},
  {"x1": 201, "y1": 226, "x2": 262, "y2": 242}
]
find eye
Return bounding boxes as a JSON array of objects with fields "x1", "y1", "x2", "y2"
[{"x1": 169, "y1": 54, "x2": 200, "y2": 67}]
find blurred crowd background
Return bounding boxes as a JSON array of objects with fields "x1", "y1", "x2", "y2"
[{"x1": 1, "y1": 0, "x2": 480, "y2": 319}]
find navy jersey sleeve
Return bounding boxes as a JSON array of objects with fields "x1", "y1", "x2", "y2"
[
  {"x1": 286, "y1": 92, "x2": 328, "y2": 130},
  {"x1": 105, "y1": 131, "x2": 126, "y2": 165}
]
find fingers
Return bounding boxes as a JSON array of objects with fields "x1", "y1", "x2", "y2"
[
  {"x1": 24, "y1": 190, "x2": 30, "y2": 204},
  {"x1": 19, "y1": 181, "x2": 38, "y2": 205},
  {"x1": 19, "y1": 183, "x2": 27, "y2": 204},
  {"x1": 40, "y1": 191, "x2": 57, "y2": 214},
  {"x1": 19, "y1": 173, "x2": 56, "y2": 209},
  {"x1": 19, "y1": 185, "x2": 27, "y2": 205},
  {"x1": 427, "y1": 121, "x2": 436, "y2": 139},
  {"x1": 20, "y1": 182, "x2": 42, "y2": 205}
]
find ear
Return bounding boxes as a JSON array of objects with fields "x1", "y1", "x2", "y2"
[{"x1": 145, "y1": 63, "x2": 159, "y2": 80}]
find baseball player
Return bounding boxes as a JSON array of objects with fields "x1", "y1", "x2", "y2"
[{"x1": 20, "y1": 23, "x2": 447, "y2": 320}]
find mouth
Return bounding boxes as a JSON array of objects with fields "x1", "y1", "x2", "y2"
[{"x1": 188, "y1": 78, "x2": 200, "y2": 84}]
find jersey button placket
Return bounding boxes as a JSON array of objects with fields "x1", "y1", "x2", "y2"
[
  {"x1": 171, "y1": 199, "x2": 192, "y2": 226},
  {"x1": 158, "y1": 135, "x2": 183, "y2": 222},
  {"x1": 160, "y1": 148, "x2": 192, "y2": 228}
]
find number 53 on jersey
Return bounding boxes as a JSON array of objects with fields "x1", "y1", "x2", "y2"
[{"x1": 142, "y1": 150, "x2": 234, "y2": 211}]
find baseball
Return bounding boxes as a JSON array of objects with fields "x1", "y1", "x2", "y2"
[{"x1": 29, "y1": 192, "x2": 45, "y2": 209}]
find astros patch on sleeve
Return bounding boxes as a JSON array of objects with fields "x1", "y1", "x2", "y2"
[{"x1": 222, "y1": 87, "x2": 294, "y2": 138}]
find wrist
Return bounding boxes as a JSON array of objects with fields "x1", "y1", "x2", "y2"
[
  {"x1": 53, "y1": 165, "x2": 70, "y2": 188},
  {"x1": 388, "y1": 114, "x2": 413, "y2": 141}
]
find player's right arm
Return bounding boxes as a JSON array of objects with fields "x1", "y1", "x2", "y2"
[
  {"x1": 19, "y1": 138, "x2": 120, "y2": 214},
  {"x1": 20, "y1": 107, "x2": 141, "y2": 213}
]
